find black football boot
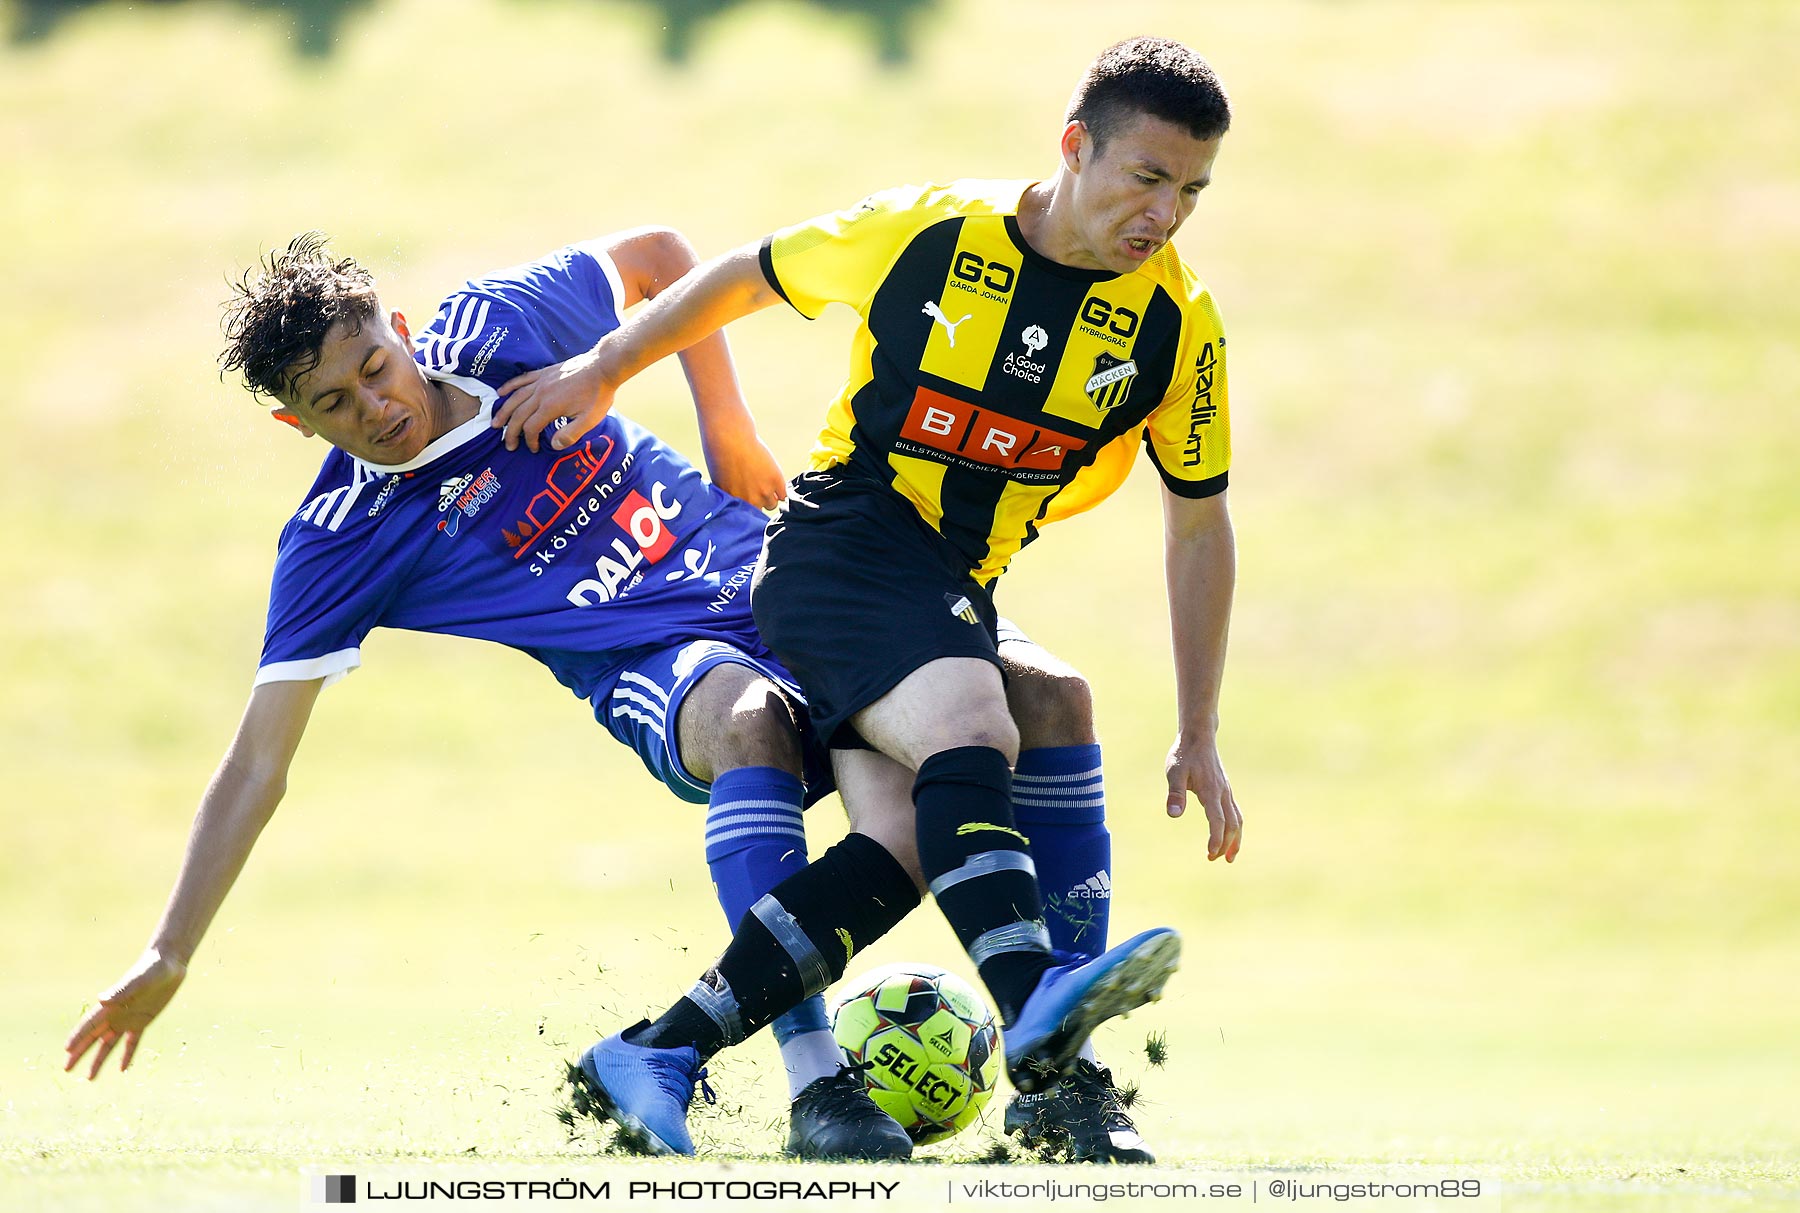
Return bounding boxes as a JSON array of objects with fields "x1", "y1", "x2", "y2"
[
  {"x1": 785, "y1": 1062, "x2": 914, "y2": 1161},
  {"x1": 1003, "y1": 1058, "x2": 1155, "y2": 1163}
]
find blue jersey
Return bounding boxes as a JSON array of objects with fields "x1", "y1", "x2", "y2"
[{"x1": 256, "y1": 239, "x2": 769, "y2": 703}]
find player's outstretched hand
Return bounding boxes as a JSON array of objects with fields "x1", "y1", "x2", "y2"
[
  {"x1": 495, "y1": 349, "x2": 616, "y2": 454},
  {"x1": 65, "y1": 948, "x2": 187, "y2": 1080},
  {"x1": 1164, "y1": 734, "x2": 1243, "y2": 862},
  {"x1": 701, "y1": 422, "x2": 788, "y2": 510}
]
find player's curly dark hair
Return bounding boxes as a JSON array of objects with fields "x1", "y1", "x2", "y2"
[
  {"x1": 1067, "y1": 36, "x2": 1232, "y2": 150},
  {"x1": 219, "y1": 231, "x2": 380, "y2": 403}
]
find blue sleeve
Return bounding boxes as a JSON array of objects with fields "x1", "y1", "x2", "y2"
[
  {"x1": 415, "y1": 241, "x2": 628, "y2": 387},
  {"x1": 255, "y1": 522, "x2": 405, "y2": 689}
]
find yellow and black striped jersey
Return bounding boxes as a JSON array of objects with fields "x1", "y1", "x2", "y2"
[{"x1": 758, "y1": 178, "x2": 1229, "y2": 585}]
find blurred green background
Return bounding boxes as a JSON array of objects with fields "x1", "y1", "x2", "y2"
[{"x1": 2, "y1": 1, "x2": 1796, "y2": 1209}]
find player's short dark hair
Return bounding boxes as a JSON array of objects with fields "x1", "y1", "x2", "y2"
[
  {"x1": 219, "y1": 231, "x2": 380, "y2": 403},
  {"x1": 1067, "y1": 36, "x2": 1231, "y2": 151}
]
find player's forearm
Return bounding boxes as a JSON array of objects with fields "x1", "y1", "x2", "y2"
[
  {"x1": 595, "y1": 244, "x2": 776, "y2": 400},
  {"x1": 674, "y1": 328, "x2": 756, "y2": 440},
  {"x1": 146, "y1": 759, "x2": 286, "y2": 965},
  {"x1": 1164, "y1": 502, "x2": 1236, "y2": 740}
]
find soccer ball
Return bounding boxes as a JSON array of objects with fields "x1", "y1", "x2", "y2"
[{"x1": 829, "y1": 962, "x2": 1003, "y2": 1144}]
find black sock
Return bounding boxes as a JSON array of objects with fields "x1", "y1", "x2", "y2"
[
  {"x1": 636, "y1": 832, "x2": 921, "y2": 1059},
  {"x1": 913, "y1": 745, "x2": 1053, "y2": 1023}
]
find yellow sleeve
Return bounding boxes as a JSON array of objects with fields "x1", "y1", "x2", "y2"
[
  {"x1": 1142, "y1": 290, "x2": 1230, "y2": 497},
  {"x1": 758, "y1": 185, "x2": 937, "y2": 321}
]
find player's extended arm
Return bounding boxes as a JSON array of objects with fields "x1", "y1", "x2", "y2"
[
  {"x1": 602, "y1": 229, "x2": 786, "y2": 508},
  {"x1": 493, "y1": 243, "x2": 780, "y2": 460},
  {"x1": 64, "y1": 677, "x2": 322, "y2": 1079},
  {"x1": 1162, "y1": 487, "x2": 1243, "y2": 862}
]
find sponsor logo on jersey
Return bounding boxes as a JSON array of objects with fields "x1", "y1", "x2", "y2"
[
  {"x1": 1002, "y1": 325, "x2": 1051, "y2": 384},
  {"x1": 435, "y1": 467, "x2": 502, "y2": 538},
  {"x1": 944, "y1": 592, "x2": 980, "y2": 624},
  {"x1": 948, "y1": 251, "x2": 1017, "y2": 303},
  {"x1": 664, "y1": 540, "x2": 715, "y2": 584},
  {"x1": 1184, "y1": 340, "x2": 1220, "y2": 467},
  {"x1": 564, "y1": 481, "x2": 685, "y2": 607},
  {"x1": 1067, "y1": 870, "x2": 1112, "y2": 899},
  {"x1": 921, "y1": 300, "x2": 972, "y2": 347},
  {"x1": 366, "y1": 473, "x2": 408, "y2": 518},
  {"x1": 707, "y1": 561, "x2": 756, "y2": 615},
  {"x1": 1077, "y1": 296, "x2": 1141, "y2": 349},
  {"x1": 501, "y1": 438, "x2": 614, "y2": 560},
  {"x1": 468, "y1": 326, "x2": 510, "y2": 377},
  {"x1": 1085, "y1": 353, "x2": 1139, "y2": 413},
  {"x1": 897, "y1": 386, "x2": 1087, "y2": 482}
]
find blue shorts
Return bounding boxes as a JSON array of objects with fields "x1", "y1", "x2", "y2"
[{"x1": 591, "y1": 638, "x2": 835, "y2": 806}]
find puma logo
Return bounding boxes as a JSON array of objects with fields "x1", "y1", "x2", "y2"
[{"x1": 921, "y1": 300, "x2": 972, "y2": 347}]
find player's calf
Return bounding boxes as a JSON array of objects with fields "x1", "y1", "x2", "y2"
[
  {"x1": 998, "y1": 637, "x2": 1148, "y2": 1150},
  {"x1": 1002, "y1": 647, "x2": 1112, "y2": 960},
  {"x1": 671, "y1": 661, "x2": 857, "y2": 1110},
  {"x1": 568, "y1": 833, "x2": 922, "y2": 1154}
]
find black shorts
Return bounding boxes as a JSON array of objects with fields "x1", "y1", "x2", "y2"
[{"x1": 752, "y1": 467, "x2": 1002, "y2": 749}]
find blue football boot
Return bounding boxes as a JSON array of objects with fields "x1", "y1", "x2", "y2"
[
  {"x1": 1004, "y1": 927, "x2": 1181, "y2": 1094},
  {"x1": 572, "y1": 1022, "x2": 715, "y2": 1156}
]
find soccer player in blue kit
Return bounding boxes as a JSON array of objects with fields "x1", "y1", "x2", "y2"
[{"x1": 64, "y1": 229, "x2": 1144, "y2": 1161}]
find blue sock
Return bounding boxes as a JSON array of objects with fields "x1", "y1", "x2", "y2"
[
  {"x1": 703, "y1": 767, "x2": 832, "y2": 1058},
  {"x1": 1012, "y1": 744, "x2": 1112, "y2": 961}
]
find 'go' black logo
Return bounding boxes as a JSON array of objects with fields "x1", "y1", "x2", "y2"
[
  {"x1": 953, "y1": 251, "x2": 1016, "y2": 294},
  {"x1": 1080, "y1": 297, "x2": 1140, "y2": 338}
]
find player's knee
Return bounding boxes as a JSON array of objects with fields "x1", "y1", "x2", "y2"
[
  {"x1": 920, "y1": 711, "x2": 1019, "y2": 768},
  {"x1": 714, "y1": 682, "x2": 802, "y2": 774},
  {"x1": 678, "y1": 668, "x2": 803, "y2": 783},
  {"x1": 1008, "y1": 664, "x2": 1096, "y2": 750},
  {"x1": 858, "y1": 658, "x2": 1018, "y2": 767}
]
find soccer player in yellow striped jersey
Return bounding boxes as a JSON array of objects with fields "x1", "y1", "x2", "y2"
[
  {"x1": 497, "y1": 38, "x2": 1242, "y2": 1162},
  {"x1": 757, "y1": 177, "x2": 1228, "y2": 585}
]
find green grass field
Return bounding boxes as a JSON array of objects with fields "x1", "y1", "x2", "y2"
[{"x1": 2, "y1": 1, "x2": 1797, "y2": 1209}]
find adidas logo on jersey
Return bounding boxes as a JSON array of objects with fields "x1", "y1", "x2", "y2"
[
  {"x1": 944, "y1": 593, "x2": 979, "y2": 625},
  {"x1": 1067, "y1": 871, "x2": 1112, "y2": 899},
  {"x1": 438, "y1": 474, "x2": 474, "y2": 512}
]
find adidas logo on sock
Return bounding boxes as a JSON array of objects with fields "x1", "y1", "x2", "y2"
[{"x1": 1067, "y1": 871, "x2": 1112, "y2": 899}]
